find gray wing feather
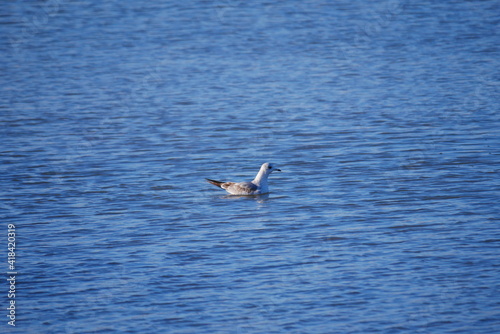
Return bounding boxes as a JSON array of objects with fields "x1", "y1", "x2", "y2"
[{"x1": 223, "y1": 182, "x2": 258, "y2": 194}]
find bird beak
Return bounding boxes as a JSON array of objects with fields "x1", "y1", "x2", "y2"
[{"x1": 275, "y1": 169, "x2": 282, "y2": 172}]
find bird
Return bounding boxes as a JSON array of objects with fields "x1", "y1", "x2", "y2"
[{"x1": 206, "y1": 162, "x2": 281, "y2": 195}]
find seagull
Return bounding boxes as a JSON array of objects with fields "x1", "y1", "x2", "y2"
[{"x1": 206, "y1": 162, "x2": 281, "y2": 195}]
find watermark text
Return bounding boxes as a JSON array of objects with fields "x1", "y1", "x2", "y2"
[{"x1": 7, "y1": 224, "x2": 16, "y2": 327}]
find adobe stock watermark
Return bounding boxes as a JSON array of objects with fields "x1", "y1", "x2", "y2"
[
  {"x1": 6, "y1": 224, "x2": 17, "y2": 327},
  {"x1": 9, "y1": 0, "x2": 63, "y2": 54},
  {"x1": 339, "y1": 0, "x2": 408, "y2": 63}
]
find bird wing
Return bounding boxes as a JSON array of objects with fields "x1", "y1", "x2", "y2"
[{"x1": 223, "y1": 181, "x2": 258, "y2": 195}]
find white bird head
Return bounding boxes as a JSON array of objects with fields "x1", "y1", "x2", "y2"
[{"x1": 261, "y1": 162, "x2": 281, "y2": 174}]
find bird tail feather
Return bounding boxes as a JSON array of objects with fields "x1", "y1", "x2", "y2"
[{"x1": 205, "y1": 178, "x2": 225, "y2": 188}]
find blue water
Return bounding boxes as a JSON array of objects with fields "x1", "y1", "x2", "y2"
[{"x1": 1, "y1": 0, "x2": 499, "y2": 333}]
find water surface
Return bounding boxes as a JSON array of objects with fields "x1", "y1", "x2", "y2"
[{"x1": 1, "y1": 0, "x2": 499, "y2": 333}]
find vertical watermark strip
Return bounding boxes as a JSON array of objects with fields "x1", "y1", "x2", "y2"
[{"x1": 7, "y1": 224, "x2": 16, "y2": 327}]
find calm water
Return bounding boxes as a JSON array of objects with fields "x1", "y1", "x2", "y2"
[{"x1": 1, "y1": 0, "x2": 500, "y2": 333}]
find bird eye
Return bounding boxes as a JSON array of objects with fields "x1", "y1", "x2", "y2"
[{"x1": 268, "y1": 166, "x2": 272, "y2": 169}]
